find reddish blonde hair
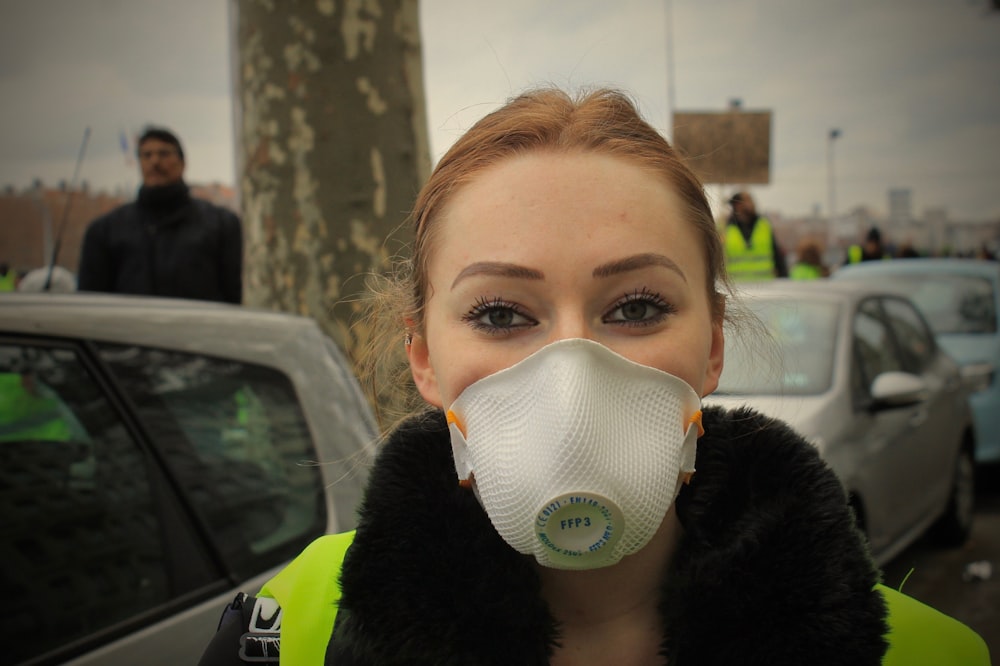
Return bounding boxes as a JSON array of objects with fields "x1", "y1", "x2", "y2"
[{"x1": 357, "y1": 87, "x2": 731, "y2": 426}]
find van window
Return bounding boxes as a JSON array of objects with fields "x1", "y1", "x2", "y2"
[
  {"x1": 0, "y1": 343, "x2": 179, "y2": 664},
  {"x1": 98, "y1": 344, "x2": 326, "y2": 577}
]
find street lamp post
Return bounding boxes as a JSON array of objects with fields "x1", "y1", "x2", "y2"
[
  {"x1": 827, "y1": 128, "x2": 841, "y2": 222},
  {"x1": 665, "y1": 0, "x2": 676, "y2": 130}
]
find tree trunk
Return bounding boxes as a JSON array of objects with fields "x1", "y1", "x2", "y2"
[{"x1": 231, "y1": 0, "x2": 429, "y2": 362}]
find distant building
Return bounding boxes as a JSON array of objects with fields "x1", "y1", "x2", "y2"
[
  {"x1": 888, "y1": 188, "x2": 913, "y2": 226},
  {"x1": 0, "y1": 184, "x2": 125, "y2": 277},
  {"x1": 887, "y1": 188, "x2": 928, "y2": 255},
  {"x1": 189, "y1": 183, "x2": 239, "y2": 212},
  {"x1": 0, "y1": 182, "x2": 239, "y2": 277},
  {"x1": 923, "y1": 207, "x2": 949, "y2": 255}
]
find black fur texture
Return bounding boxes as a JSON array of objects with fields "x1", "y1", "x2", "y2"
[{"x1": 329, "y1": 406, "x2": 887, "y2": 665}]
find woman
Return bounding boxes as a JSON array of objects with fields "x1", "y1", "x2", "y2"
[{"x1": 199, "y1": 88, "x2": 989, "y2": 665}]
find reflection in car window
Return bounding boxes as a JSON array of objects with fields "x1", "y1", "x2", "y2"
[
  {"x1": 853, "y1": 300, "x2": 903, "y2": 395},
  {"x1": 881, "y1": 297, "x2": 936, "y2": 373},
  {"x1": 717, "y1": 299, "x2": 840, "y2": 396},
  {"x1": 98, "y1": 344, "x2": 326, "y2": 577},
  {"x1": 0, "y1": 342, "x2": 175, "y2": 664},
  {"x1": 883, "y1": 274, "x2": 996, "y2": 335}
]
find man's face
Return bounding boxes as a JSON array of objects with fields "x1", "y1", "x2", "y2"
[
  {"x1": 732, "y1": 195, "x2": 756, "y2": 223},
  {"x1": 138, "y1": 138, "x2": 185, "y2": 186}
]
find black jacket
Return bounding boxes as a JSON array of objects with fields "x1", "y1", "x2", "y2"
[
  {"x1": 78, "y1": 182, "x2": 243, "y2": 303},
  {"x1": 200, "y1": 406, "x2": 889, "y2": 665}
]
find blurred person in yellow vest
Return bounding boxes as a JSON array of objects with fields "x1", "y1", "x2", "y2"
[
  {"x1": 790, "y1": 239, "x2": 830, "y2": 280},
  {"x1": 0, "y1": 372, "x2": 72, "y2": 442},
  {"x1": 724, "y1": 191, "x2": 788, "y2": 281},
  {"x1": 0, "y1": 262, "x2": 16, "y2": 292},
  {"x1": 846, "y1": 226, "x2": 888, "y2": 264}
]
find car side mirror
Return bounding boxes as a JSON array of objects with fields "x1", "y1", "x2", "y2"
[{"x1": 869, "y1": 371, "x2": 928, "y2": 410}]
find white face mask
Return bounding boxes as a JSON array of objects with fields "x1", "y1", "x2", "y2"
[{"x1": 446, "y1": 338, "x2": 703, "y2": 570}]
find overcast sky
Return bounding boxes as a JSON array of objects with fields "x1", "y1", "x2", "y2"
[{"x1": 2, "y1": 0, "x2": 998, "y2": 221}]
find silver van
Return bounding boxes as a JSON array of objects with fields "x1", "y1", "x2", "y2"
[{"x1": 0, "y1": 293, "x2": 377, "y2": 665}]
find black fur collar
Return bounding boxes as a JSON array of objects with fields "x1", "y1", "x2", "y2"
[{"x1": 331, "y1": 406, "x2": 887, "y2": 665}]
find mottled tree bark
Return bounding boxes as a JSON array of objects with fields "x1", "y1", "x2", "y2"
[{"x1": 231, "y1": 0, "x2": 429, "y2": 361}]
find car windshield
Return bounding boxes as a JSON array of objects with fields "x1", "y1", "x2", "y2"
[
  {"x1": 873, "y1": 274, "x2": 996, "y2": 335},
  {"x1": 716, "y1": 298, "x2": 840, "y2": 396}
]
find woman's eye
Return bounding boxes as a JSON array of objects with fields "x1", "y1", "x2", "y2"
[
  {"x1": 619, "y1": 300, "x2": 650, "y2": 321},
  {"x1": 463, "y1": 298, "x2": 536, "y2": 333},
  {"x1": 605, "y1": 290, "x2": 674, "y2": 327}
]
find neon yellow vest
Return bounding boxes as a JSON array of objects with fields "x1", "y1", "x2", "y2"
[
  {"x1": 259, "y1": 532, "x2": 353, "y2": 665},
  {"x1": 259, "y1": 532, "x2": 990, "y2": 665},
  {"x1": 0, "y1": 270, "x2": 15, "y2": 292},
  {"x1": 790, "y1": 263, "x2": 822, "y2": 281},
  {"x1": 726, "y1": 219, "x2": 777, "y2": 281},
  {"x1": 0, "y1": 373, "x2": 72, "y2": 441},
  {"x1": 880, "y1": 585, "x2": 991, "y2": 664},
  {"x1": 847, "y1": 246, "x2": 890, "y2": 263}
]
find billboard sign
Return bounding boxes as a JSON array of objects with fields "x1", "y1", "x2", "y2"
[{"x1": 672, "y1": 110, "x2": 772, "y2": 185}]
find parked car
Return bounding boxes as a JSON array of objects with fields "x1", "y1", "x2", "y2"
[
  {"x1": 0, "y1": 292, "x2": 379, "y2": 665},
  {"x1": 705, "y1": 280, "x2": 976, "y2": 566},
  {"x1": 833, "y1": 258, "x2": 1000, "y2": 465}
]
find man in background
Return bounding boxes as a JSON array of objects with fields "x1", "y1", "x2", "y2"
[
  {"x1": 845, "y1": 226, "x2": 888, "y2": 264},
  {"x1": 77, "y1": 127, "x2": 243, "y2": 303},
  {"x1": 724, "y1": 191, "x2": 788, "y2": 281}
]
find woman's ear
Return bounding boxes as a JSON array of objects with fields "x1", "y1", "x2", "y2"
[
  {"x1": 701, "y1": 318, "x2": 725, "y2": 397},
  {"x1": 406, "y1": 332, "x2": 443, "y2": 408}
]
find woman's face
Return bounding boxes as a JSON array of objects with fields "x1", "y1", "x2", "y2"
[{"x1": 408, "y1": 151, "x2": 724, "y2": 409}]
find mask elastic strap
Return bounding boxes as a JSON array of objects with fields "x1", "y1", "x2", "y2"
[
  {"x1": 682, "y1": 410, "x2": 704, "y2": 486},
  {"x1": 689, "y1": 409, "x2": 704, "y2": 437},
  {"x1": 446, "y1": 410, "x2": 474, "y2": 489}
]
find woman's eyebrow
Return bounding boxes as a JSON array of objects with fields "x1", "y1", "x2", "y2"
[
  {"x1": 451, "y1": 262, "x2": 545, "y2": 289},
  {"x1": 592, "y1": 253, "x2": 687, "y2": 283}
]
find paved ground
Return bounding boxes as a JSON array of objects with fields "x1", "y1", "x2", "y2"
[{"x1": 881, "y1": 464, "x2": 1000, "y2": 657}]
